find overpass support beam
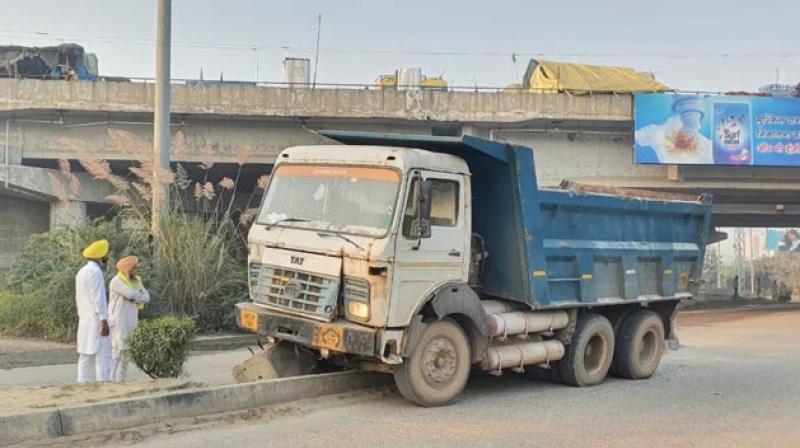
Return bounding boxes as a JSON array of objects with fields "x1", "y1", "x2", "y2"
[{"x1": 712, "y1": 203, "x2": 800, "y2": 227}]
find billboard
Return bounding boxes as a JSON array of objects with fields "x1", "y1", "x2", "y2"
[
  {"x1": 766, "y1": 228, "x2": 800, "y2": 252},
  {"x1": 634, "y1": 93, "x2": 800, "y2": 166}
]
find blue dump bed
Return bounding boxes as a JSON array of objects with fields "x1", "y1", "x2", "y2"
[{"x1": 320, "y1": 131, "x2": 712, "y2": 309}]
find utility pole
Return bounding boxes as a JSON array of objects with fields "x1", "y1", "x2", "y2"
[
  {"x1": 312, "y1": 13, "x2": 322, "y2": 88},
  {"x1": 748, "y1": 227, "x2": 755, "y2": 295},
  {"x1": 715, "y1": 245, "x2": 721, "y2": 288},
  {"x1": 152, "y1": 0, "x2": 172, "y2": 239},
  {"x1": 253, "y1": 48, "x2": 259, "y2": 82}
]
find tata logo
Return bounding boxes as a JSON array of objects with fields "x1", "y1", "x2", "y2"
[{"x1": 290, "y1": 256, "x2": 305, "y2": 266}]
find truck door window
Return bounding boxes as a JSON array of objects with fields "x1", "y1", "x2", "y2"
[
  {"x1": 429, "y1": 180, "x2": 459, "y2": 227},
  {"x1": 402, "y1": 178, "x2": 459, "y2": 238}
]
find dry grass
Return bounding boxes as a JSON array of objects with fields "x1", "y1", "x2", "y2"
[{"x1": 50, "y1": 129, "x2": 261, "y2": 330}]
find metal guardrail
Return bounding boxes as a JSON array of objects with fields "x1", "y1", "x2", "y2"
[{"x1": 1, "y1": 73, "x2": 782, "y2": 96}]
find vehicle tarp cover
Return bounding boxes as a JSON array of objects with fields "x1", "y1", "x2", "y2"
[{"x1": 523, "y1": 59, "x2": 669, "y2": 94}]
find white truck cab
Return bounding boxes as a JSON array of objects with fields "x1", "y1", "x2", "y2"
[{"x1": 239, "y1": 144, "x2": 473, "y2": 367}]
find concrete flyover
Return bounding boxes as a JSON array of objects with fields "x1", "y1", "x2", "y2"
[{"x1": 1, "y1": 78, "x2": 799, "y2": 263}]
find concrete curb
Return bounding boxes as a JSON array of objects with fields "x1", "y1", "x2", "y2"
[
  {"x1": 0, "y1": 348, "x2": 76, "y2": 369},
  {"x1": 0, "y1": 371, "x2": 391, "y2": 446},
  {"x1": 192, "y1": 333, "x2": 256, "y2": 352},
  {"x1": 0, "y1": 334, "x2": 256, "y2": 369},
  {"x1": 0, "y1": 410, "x2": 62, "y2": 444}
]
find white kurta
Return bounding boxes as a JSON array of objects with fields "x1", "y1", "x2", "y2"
[
  {"x1": 75, "y1": 261, "x2": 108, "y2": 355},
  {"x1": 108, "y1": 275, "x2": 150, "y2": 360}
]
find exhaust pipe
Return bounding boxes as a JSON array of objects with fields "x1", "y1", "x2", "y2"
[
  {"x1": 482, "y1": 340, "x2": 565, "y2": 371},
  {"x1": 486, "y1": 310, "x2": 569, "y2": 338}
]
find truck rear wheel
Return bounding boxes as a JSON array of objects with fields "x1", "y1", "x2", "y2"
[
  {"x1": 555, "y1": 314, "x2": 614, "y2": 387},
  {"x1": 393, "y1": 319, "x2": 471, "y2": 407},
  {"x1": 613, "y1": 310, "x2": 664, "y2": 379}
]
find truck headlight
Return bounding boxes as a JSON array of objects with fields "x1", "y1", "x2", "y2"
[
  {"x1": 343, "y1": 277, "x2": 370, "y2": 321},
  {"x1": 248, "y1": 262, "x2": 262, "y2": 297}
]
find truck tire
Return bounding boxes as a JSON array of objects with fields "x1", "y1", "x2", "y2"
[
  {"x1": 555, "y1": 314, "x2": 614, "y2": 387},
  {"x1": 613, "y1": 310, "x2": 664, "y2": 379},
  {"x1": 393, "y1": 318, "x2": 471, "y2": 407}
]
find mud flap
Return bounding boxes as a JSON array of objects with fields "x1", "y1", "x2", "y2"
[
  {"x1": 666, "y1": 330, "x2": 680, "y2": 350},
  {"x1": 232, "y1": 341, "x2": 319, "y2": 383}
]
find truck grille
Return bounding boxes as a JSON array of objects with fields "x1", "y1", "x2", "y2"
[{"x1": 250, "y1": 263, "x2": 339, "y2": 321}]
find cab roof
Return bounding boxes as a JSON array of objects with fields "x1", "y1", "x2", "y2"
[{"x1": 277, "y1": 144, "x2": 470, "y2": 175}]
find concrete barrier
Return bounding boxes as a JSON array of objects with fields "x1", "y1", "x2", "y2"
[
  {"x1": 0, "y1": 371, "x2": 391, "y2": 446},
  {"x1": 0, "y1": 410, "x2": 62, "y2": 445}
]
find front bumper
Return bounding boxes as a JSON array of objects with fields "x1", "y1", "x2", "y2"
[{"x1": 235, "y1": 302, "x2": 377, "y2": 358}]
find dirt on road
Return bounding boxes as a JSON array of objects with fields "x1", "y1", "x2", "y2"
[
  {"x1": 676, "y1": 304, "x2": 800, "y2": 353},
  {"x1": 675, "y1": 303, "x2": 800, "y2": 327}
]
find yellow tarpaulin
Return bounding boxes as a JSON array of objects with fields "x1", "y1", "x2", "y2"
[{"x1": 524, "y1": 60, "x2": 669, "y2": 94}]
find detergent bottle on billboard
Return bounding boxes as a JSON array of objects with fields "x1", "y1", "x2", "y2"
[{"x1": 713, "y1": 102, "x2": 752, "y2": 165}]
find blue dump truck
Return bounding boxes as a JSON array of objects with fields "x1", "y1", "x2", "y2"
[{"x1": 237, "y1": 131, "x2": 712, "y2": 406}]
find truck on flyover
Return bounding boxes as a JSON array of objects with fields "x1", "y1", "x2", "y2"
[{"x1": 236, "y1": 131, "x2": 712, "y2": 406}]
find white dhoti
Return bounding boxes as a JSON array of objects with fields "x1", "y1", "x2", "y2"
[
  {"x1": 111, "y1": 351, "x2": 129, "y2": 382},
  {"x1": 76, "y1": 336, "x2": 112, "y2": 383},
  {"x1": 97, "y1": 336, "x2": 113, "y2": 382}
]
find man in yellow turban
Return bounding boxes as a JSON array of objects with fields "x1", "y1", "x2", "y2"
[
  {"x1": 75, "y1": 239, "x2": 111, "y2": 383},
  {"x1": 108, "y1": 255, "x2": 150, "y2": 382}
]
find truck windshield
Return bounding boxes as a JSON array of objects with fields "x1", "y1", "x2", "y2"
[{"x1": 257, "y1": 165, "x2": 401, "y2": 237}]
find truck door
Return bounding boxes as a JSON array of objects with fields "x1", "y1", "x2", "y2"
[{"x1": 389, "y1": 170, "x2": 469, "y2": 326}]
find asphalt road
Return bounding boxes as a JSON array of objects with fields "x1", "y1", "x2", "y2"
[{"x1": 44, "y1": 306, "x2": 800, "y2": 447}]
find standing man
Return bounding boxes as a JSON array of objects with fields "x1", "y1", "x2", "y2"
[
  {"x1": 109, "y1": 256, "x2": 150, "y2": 382},
  {"x1": 75, "y1": 239, "x2": 111, "y2": 383}
]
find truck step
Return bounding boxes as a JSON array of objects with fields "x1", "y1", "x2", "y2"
[
  {"x1": 482, "y1": 340, "x2": 565, "y2": 372},
  {"x1": 486, "y1": 310, "x2": 569, "y2": 338}
]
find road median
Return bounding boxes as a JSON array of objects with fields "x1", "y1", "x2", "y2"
[{"x1": 0, "y1": 371, "x2": 390, "y2": 446}]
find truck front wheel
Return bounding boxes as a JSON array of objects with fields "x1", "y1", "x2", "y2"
[
  {"x1": 612, "y1": 310, "x2": 665, "y2": 379},
  {"x1": 555, "y1": 314, "x2": 614, "y2": 387},
  {"x1": 393, "y1": 319, "x2": 471, "y2": 407}
]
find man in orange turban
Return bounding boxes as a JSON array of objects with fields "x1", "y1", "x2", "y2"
[{"x1": 108, "y1": 255, "x2": 150, "y2": 382}]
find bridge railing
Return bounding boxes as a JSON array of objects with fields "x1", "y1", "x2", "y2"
[{"x1": 0, "y1": 74, "x2": 748, "y2": 96}]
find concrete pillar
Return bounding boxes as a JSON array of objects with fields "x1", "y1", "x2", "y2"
[
  {"x1": 0, "y1": 194, "x2": 50, "y2": 267},
  {"x1": 50, "y1": 200, "x2": 88, "y2": 229}
]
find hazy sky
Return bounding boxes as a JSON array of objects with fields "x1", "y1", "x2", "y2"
[{"x1": 3, "y1": 0, "x2": 799, "y2": 91}]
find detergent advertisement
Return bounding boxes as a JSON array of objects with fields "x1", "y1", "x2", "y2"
[{"x1": 634, "y1": 93, "x2": 800, "y2": 166}]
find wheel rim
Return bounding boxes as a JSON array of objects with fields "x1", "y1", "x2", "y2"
[
  {"x1": 420, "y1": 336, "x2": 458, "y2": 388},
  {"x1": 639, "y1": 329, "x2": 657, "y2": 367},
  {"x1": 583, "y1": 333, "x2": 607, "y2": 375}
]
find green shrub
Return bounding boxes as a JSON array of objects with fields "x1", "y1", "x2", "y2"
[
  {"x1": 151, "y1": 208, "x2": 247, "y2": 332},
  {"x1": 126, "y1": 316, "x2": 196, "y2": 378}
]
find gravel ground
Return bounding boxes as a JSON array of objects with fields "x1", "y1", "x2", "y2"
[{"x1": 68, "y1": 306, "x2": 800, "y2": 448}]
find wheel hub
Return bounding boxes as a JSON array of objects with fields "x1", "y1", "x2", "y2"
[
  {"x1": 639, "y1": 329, "x2": 657, "y2": 365},
  {"x1": 420, "y1": 337, "x2": 457, "y2": 387},
  {"x1": 584, "y1": 334, "x2": 607, "y2": 374}
]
